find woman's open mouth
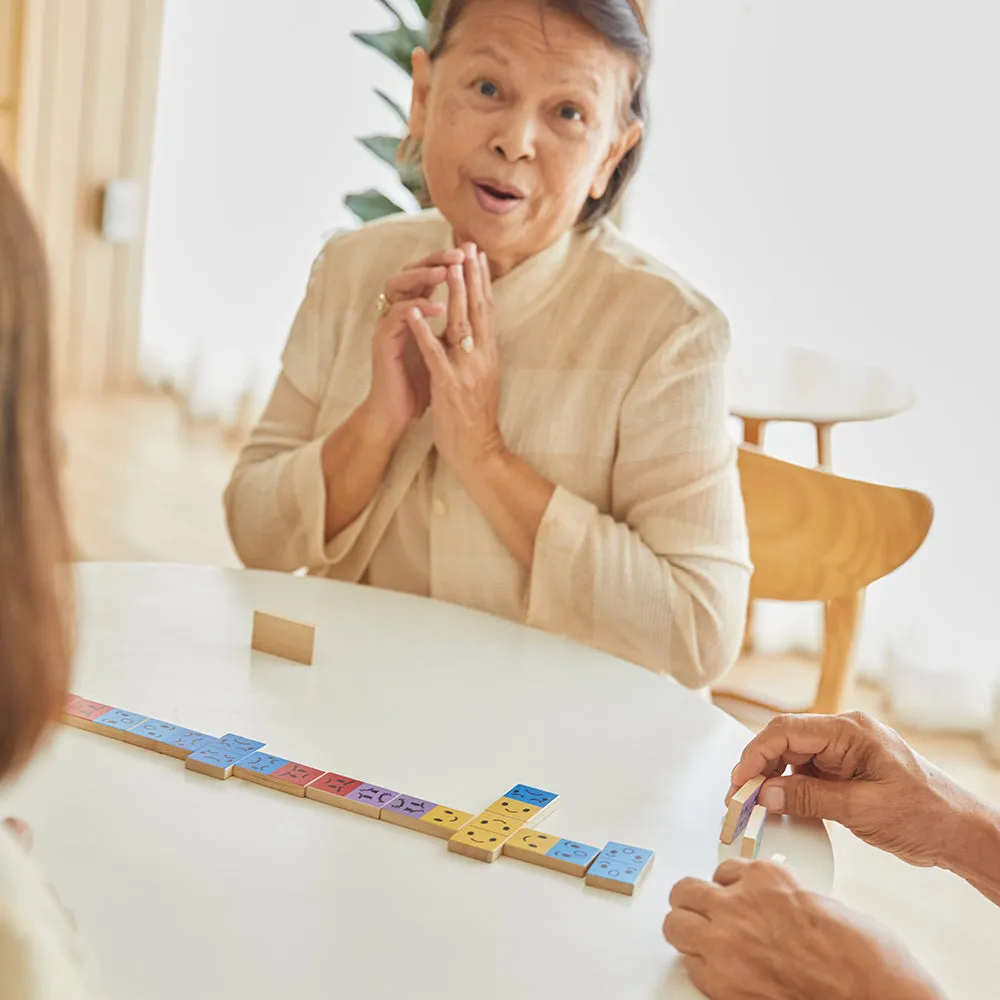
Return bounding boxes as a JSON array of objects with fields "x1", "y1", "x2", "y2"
[{"x1": 472, "y1": 179, "x2": 526, "y2": 216}]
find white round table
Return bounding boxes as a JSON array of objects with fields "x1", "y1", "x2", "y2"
[{"x1": 2, "y1": 564, "x2": 833, "y2": 999}]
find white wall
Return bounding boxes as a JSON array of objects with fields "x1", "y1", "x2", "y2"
[
  {"x1": 627, "y1": 1, "x2": 1000, "y2": 691},
  {"x1": 141, "y1": 0, "x2": 420, "y2": 417}
]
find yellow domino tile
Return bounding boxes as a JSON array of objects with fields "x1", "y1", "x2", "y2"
[
  {"x1": 419, "y1": 806, "x2": 475, "y2": 840},
  {"x1": 502, "y1": 828, "x2": 560, "y2": 858},
  {"x1": 485, "y1": 797, "x2": 542, "y2": 826},
  {"x1": 447, "y1": 811, "x2": 523, "y2": 863}
]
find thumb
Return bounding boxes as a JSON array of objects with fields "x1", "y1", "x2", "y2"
[{"x1": 759, "y1": 774, "x2": 854, "y2": 823}]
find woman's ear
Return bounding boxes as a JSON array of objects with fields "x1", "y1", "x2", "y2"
[
  {"x1": 409, "y1": 48, "x2": 433, "y2": 141},
  {"x1": 590, "y1": 120, "x2": 643, "y2": 200}
]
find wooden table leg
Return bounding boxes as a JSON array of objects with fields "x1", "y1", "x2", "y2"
[
  {"x1": 815, "y1": 423, "x2": 833, "y2": 470},
  {"x1": 741, "y1": 419, "x2": 766, "y2": 654}
]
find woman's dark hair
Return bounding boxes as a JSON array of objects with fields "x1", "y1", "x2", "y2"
[
  {"x1": 0, "y1": 162, "x2": 74, "y2": 782},
  {"x1": 427, "y1": 0, "x2": 650, "y2": 226}
]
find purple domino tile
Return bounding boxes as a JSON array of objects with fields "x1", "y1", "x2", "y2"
[
  {"x1": 382, "y1": 795, "x2": 437, "y2": 819},
  {"x1": 732, "y1": 785, "x2": 763, "y2": 841},
  {"x1": 346, "y1": 784, "x2": 398, "y2": 808}
]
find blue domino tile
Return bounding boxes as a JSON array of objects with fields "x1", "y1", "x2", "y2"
[
  {"x1": 505, "y1": 784, "x2": 558, "y2": 808},
  {"x1": 162, "y1": 728, "x2": 217, "y2": 753},
  {"x1": 587, "y1": 857, "x2": 646, "y2": 886},
  {"x1": 129, "y1": 719, "x2": 189, "y2": 744},
  {"x1": 187, "y1": 742, "x2": 258, "y2": 769},
  {"x1": 236, "y1": 752, "x2": 289, "y2": 776},
  {"x1": 546, "y1": 839, "x2": 601, "y2": 868},
  {"x1": 218, "y1": 734, "x2": 265, "y2": 757},
  {"x1": 595, "y1": 842, "x2": 653, "y2": 870},
  {"x1": 93, "y1": 708, "x2": 148, "y2": 732}
]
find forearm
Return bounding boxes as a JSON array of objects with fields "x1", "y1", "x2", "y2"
[
  {"x1": 938, "y1": 795, "x2": 1000, "y2": 906},
  {"x1": 459, "y1": 448, "x2": 555, "y2": 569},
  {"x1": 321, "y1": 400, "x2": 403, "y2": 542}
]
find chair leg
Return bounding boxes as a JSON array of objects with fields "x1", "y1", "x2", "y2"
[
  {"x1": 741, "y1": 419, "x2": 767, "y2": 654},
  {"x1": 810, "y1": 591, "x2": 864, "y2": 714}
]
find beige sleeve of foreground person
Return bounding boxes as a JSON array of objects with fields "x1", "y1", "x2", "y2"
[
  {"x1": 524, "y1": 309, "x2": 751, "y2": 685},
  {"x1": 729, "y1": 711, "x2": 1000, "y2": 906},
  {"x1": 0, "y1": 826, "x2": 105, "y2": 1000}
]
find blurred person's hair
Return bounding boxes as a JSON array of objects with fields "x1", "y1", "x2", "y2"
[{"x1": 0, "y1": 162, "x2": 73, "y2": 782}]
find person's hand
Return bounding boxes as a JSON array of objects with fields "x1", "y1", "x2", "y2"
[
  {"x1": 405, "y1": 242, "x2": 505, "y2": 480},
  {"x1": 664, "y1": 858, "x2": 944, "y2": 1000},
  {"x1": 366, "y1": 248, "x2": 465, "y2": 438},
  {"x1": 728, "y1": 711, "x2": 969, "y2": 869}
]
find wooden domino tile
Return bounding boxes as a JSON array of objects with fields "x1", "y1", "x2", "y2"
[
  {"x1": 448, "y1": 812, "x2": 524, "y2": 863},
  {"x1": 304, "y1": 772, "x2": 364, "y2": 807},
  {"x1": 232, "y1": 753, "x2": 324, "y2": 797},
  {"x1": 379, "y1": 795, "x2": 439, "y2": 833},
  {"x1": 585, "y1": 842, "x2": 655, "y2": 896},
  {"x1": 485, "y1": 796, "x2": 544, "y2": 828},
  {"x1": 740, "y1": 805, "x2": 767, "y2": 859},
  {"x1": 338, "y1": 783, "x2": 399, "y2": 819},
  {"x1": 502, "y1": 784, "x2": 558, "y2": 824},
  {"x1": 720, "y1": 776, "x2": 765, "y2": 845},
  {"x1": 185, "y1": 735, "x2": 266, "y2": 779},
  {"x1": 503, "y1": 832, "x2": 601, "y2": 878},
  {"x1": 61, "y1": 696, "x2": 115, "y2": 731},
  {"x1": 418, "y1": 806, "x2": 475, "y2": 840},
  {"x1": 251, "y1": 611, "x2": 316, "y2": 666},
  {"x1": 119, "y1": 719, "x2": 216, "y2": 760},
  {"x1": 68, "y1": 705, "x2": 149, "y2": 741}
]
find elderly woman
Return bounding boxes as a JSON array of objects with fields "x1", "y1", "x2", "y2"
[{"x1": 225, "y1": 0, "x2": 751, "y2": 686}]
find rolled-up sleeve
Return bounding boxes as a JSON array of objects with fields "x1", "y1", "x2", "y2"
[
  {"x1": 525, "y1": 310, "x2": 752, "y2": 687},
  {"x1": 224, "y1": 246, "x2": 375, "y2": 573}
]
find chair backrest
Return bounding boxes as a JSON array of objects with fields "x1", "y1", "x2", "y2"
[{"x1": 738, "y1": 446, "x2": 933, "y2": 602}]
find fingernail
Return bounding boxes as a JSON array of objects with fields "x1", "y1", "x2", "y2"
[
  {"x1": 760, "y1": 785, "x2": 785, "y2": 811},
  {"x1": 465, "y1": 242, "x2": 477, "y2": 258},
  {"x1": 410, "y1": 306, "x2": 421, "y2": 319}
]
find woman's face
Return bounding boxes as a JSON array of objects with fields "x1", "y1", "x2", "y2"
[{"x1": 410, "y1": 0, "x2": 642, "y2": 275}]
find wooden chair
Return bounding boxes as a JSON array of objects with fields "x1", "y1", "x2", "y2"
[{"x1": 713, "y1": 447, "x2": 933, "y2": 715}]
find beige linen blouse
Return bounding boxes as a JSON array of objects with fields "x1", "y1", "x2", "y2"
[
  {"x1": 225, "y1": 210, "x2": 751, "y2": 687},
  {"x1": 0, "y1": 826, "x2": 105, "y2": 999}
]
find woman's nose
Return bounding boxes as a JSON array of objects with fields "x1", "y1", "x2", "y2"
[{"x1": 490, "y1": 111, "x2": 537, "y2": 162}]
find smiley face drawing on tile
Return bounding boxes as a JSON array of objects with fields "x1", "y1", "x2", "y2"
[{"x1": 486, "y1": 797, "x2": 540, "y2": 824}]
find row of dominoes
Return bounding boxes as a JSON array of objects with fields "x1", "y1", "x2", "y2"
[
  {"x1": 720, "y1": 776, "x2": 767, "y2": 858},
  {"x1": 61, "y1": 695, "x2": 655, "y2": 896}
]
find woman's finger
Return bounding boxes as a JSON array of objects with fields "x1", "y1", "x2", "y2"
[
  {"x1": 445, "y1": 263, "x2": 471, "y2": 347},
  {"x1": 406, "y1": 307, "x2": 455, "y2": 384},
  {"x1": 377, "y1": 299, "x2": 445, "y2": 340},
  {"x1": 385, "y1": 266, "x2": 450, "y2": 304},
  {"x1": 404, "y1": 248, "x2": 466, "y2": 272}
]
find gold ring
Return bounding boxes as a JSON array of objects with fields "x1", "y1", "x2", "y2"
[
  {"x1": 376, "y1": 292, "x2": 391, "y2": 318},
  {"x1": 459, "y1": 335, "x2": 475, "y2": 354}
]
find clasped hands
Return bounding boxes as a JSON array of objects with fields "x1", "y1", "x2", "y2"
[{"x1": 368, "y1": 242, "x2": 503, "y2": 482}]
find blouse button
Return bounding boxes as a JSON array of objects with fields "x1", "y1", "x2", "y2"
[{"x1": 432, "y1": 499, "x2": 447, "y2": 518}]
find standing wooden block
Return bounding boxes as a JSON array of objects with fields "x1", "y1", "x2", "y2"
[
  {"x1": 185, "y1": 735, "x2": 266, "y2": 779},
  {"x1": 585, "y1": 843, "x2": 655, "y2": 896},
  {"x1": 503, "y1": 832, "x2": 601, "y2": 878},
  {"x1": 251, "y1": 611, "x2": 316, "y2": 665},
  {"x1": 448, "y1": 812, "x2": 524, "y2": 863},
  {"x1": 720, "y1": 776, "x2": 765, "y2": 845},
  {"x1": 740, "y1": 805, "x2": 767, "y2": 859}
]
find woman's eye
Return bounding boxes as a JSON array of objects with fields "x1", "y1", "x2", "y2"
[
  {"x1": 559, "y1": 105, "x2": 584, "y2": 122},
  {"x1": 477, "y1": 80, "x2": 499, "y2": 98}
]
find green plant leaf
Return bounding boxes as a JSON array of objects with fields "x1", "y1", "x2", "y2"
[
  {"x1": 414, "y1": 0, "x2": 435, "y2": 18},
  {"x1": 375, "y1": 88, "x2": 410, "y2": 126},
  {"x1": 359, "y1": 134, "x2": 402, "y2": 168},
  {"x1": 344, "y1": 189, "x2": 407, "y2": 224},
  {"x1": 374, "y1": 0, "x2": 406, "y2": 26},
  {"x1": 353, "y1": 24, "x2": 426, "y2": 75}
]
